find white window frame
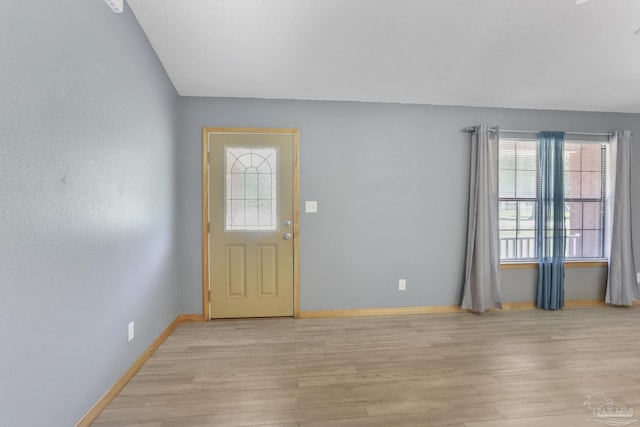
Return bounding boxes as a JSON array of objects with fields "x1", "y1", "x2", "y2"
[{"x1": 498, "y1": 132, "x2": 611, "y2": 263}]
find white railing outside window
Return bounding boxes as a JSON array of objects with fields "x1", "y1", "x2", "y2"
[{"x1": 500, "y1": 234, "x2": 583, "y2": 260}]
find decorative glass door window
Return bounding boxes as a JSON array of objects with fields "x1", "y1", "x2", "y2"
[{"x1": 225, "y1": 147, "x2": 277, "y2": 231}]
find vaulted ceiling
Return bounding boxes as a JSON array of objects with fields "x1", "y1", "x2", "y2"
[{"x1": 128, "y1": 0, "x2": 640, "y2": 113}]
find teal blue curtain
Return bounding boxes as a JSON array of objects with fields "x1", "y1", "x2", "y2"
[{"x1": 537, "y1": 131, "x2": 565, "y2": 310}]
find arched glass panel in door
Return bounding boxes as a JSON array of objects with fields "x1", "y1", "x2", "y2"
[{"x1": 225, "y1": 147, "x2": 277, "y2": 231}]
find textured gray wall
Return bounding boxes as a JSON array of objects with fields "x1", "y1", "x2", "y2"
[
  {"x1": 500, "y1": 267, "x2": 608, "y2": 303},
  {"x1": 2, "y1": 1, "x2": 638, "y2": 423},
  {"x1": 177, "y1": 98, "x2": 640, "y2": 313},
  {"x1": 0, "y1": 1, "x2": 179, "y2": 426}
]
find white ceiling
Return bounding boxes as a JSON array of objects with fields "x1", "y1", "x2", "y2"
[{"x1": 127, "y1": 0, "x2": 640, "y2": 113}]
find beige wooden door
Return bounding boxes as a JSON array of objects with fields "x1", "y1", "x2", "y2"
[{"x1": 207, "y1": 130, "x2": 296, "y2": 318}]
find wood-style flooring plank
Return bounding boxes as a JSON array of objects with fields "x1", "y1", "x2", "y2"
[
  {"x1": 93, "y1": 306, "x2": 640, "y2": 426},
  {"x1": 464, "y1": 412, "x2": 613, "y2": 427}
]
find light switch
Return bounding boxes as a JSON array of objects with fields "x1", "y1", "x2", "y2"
[{"x1": 305, "y1": 201, "x2": 318, "y2": 213}]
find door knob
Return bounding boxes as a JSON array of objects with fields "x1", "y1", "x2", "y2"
[{"x1": 283, "y1": 232, "x2": 292, "y2": 240}]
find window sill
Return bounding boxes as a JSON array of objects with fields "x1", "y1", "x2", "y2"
[{"x1": 501, "y1": 260, "x2": 608, "y2": 270}]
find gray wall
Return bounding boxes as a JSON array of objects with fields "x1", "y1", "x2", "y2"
[
  {"x1": 1, "y1": 2, "x2": 179, "y2": 426},
  {"x1": 2, "y1": 1, "x2": 639, "y2": 423},
  {"x1": 177, "y1": 98, "x2": 640, "y2": 312},
  {"x1": 500, "y1": 267, "x2": 608, "y2": 303}
]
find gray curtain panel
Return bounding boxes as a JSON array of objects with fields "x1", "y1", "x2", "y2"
[
  {"x1": 606, "y1": 130, "x2": 639, "y2": 306},
  {"x1": 462, "y1": 125, "x2": 502, "y2": 312}
]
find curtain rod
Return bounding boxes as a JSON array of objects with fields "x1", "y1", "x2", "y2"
[{"x1": 463, "y1": 127, "x2": 614, "y2": 137}]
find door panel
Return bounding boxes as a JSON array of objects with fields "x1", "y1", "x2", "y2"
[
  {"x1": 258, "y1": 245, "x2": 278, "y2": 297},
  {"x1": 225, "y1": 245, "x2": 246, "y2": 298},
  {"x1": 207, "y1": 131, "x2": 295, "y2": 318}
]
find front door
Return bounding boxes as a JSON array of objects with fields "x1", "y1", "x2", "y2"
[{"x1": 205, "y1": 129, "x2": 298, "y2": 318}]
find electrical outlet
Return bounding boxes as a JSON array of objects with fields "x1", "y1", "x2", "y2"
[
  {"x1": 128, "y1": 321, "x2": 134, "y2": 342},
  {"x1": 399, "y1": 279, "x2": 406, "y2": 291}
]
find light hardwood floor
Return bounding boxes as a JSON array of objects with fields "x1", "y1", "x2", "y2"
[{"x1": 93, "y1": 306, "x2": 640, "y2": 426}]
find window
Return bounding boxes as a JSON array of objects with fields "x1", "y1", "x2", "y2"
[
  {"x1": 225, "y1": 147, "x2": 277, "y2": 231},
  {"x1": 499, "y1": 137, "x2": 608, "y2": 261},
  {"x1": 499, "y1": 139, "x2": 538, "y2": 259}
]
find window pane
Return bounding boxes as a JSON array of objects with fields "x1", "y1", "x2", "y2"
[
  {"x1": 517, "y1": 228, "x2": 536, "y2": 259},
  {"x1": 516, "y1": 140, "x2": 537, "y2": 170},
  {"x1": 253, "y1": 148, "x2": 276, "y2": 171},
  {"x1": 244, "y1": 170, "x2": 258, "y2": 199},
  {"x1": 517, "y1": 201, "x2": 536, "y2": 233},
  {"x1": 500, "y1": 171, "x2": 516, "y2": 198},
  {"x1": 500, "y1": 229, "x2": 517, "y2": 260},
  {"x1": 229, "y1": 148, "x2": 251, "y2": 172},
  {"x1": 564, "y1": 143, "x2": 581, "y2": 171},
  {"x1": 583, "y1": 202, "x2": 602, "y2": 229},
  {"x1": 566, "y1": 231, "x2": 583, "y2": 258},
  {"x1": 565, "y1": 171, "x2": 581, "y2": 198},
  {"x1": 499, "y1": 200, "x2": 537, "y2": 260},
  {"x1": 225, "y1": 147, "x2": 277, "y2": 231},
  {"x1": 582, "y1": 144, "x2": 602, "y2": 172},
  {"x1": 499, "y1": 201, "x2": 517, "y2": 231},
  {"x1": 257, "y1": 200, "x2": 274, "y2": 228},
  {"x1": 229, "y1": 173, "x2": 244, "y2": 200},
  {"x1": 499, "y1": 140, "x2": 515, "y2": 170},
  {"x1": 565, "y1": 202, "x2": 583, "y2": 230},
  {"x1": 582, "y1": 230, "x2": 603, "y2": 258},
  {"x1": 258, "y1": 174, "x2": 272, "y2": 199},
  {"x1": 228, "y1": 200, "x2": 245, "y2": 229},
  {"x1": 581, "y1": 172, "x2": 601, "y2": 198},
  {"x1": 499, "y1": 138, "x2": 539, "y2": 260},
  {"x1": 515, "y1": 170, "x2": 536, "y2": 198},
  {"x1": 244, "y1": 199, "x2": 258, "y2": 226}
]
